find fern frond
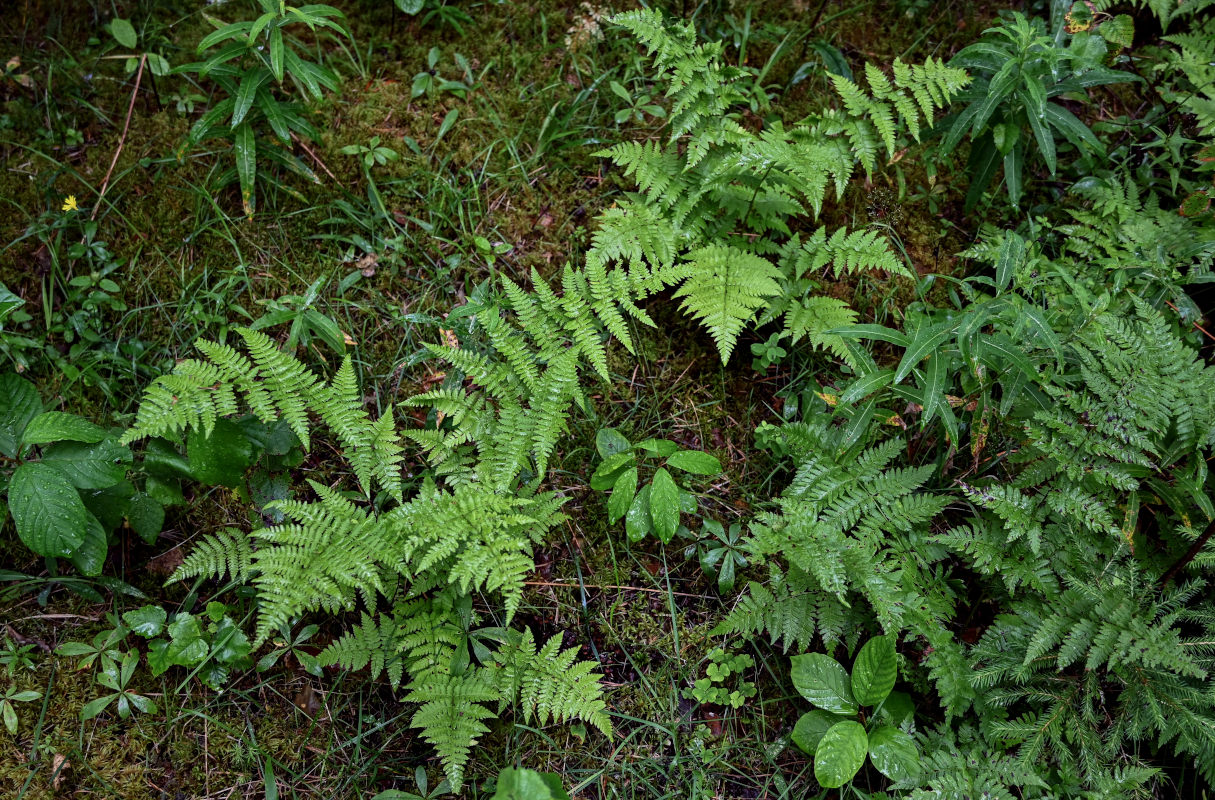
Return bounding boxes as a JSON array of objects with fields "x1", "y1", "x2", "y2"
[{"x1": 166, "y1": 527, "x2": 254, "y2": 585}]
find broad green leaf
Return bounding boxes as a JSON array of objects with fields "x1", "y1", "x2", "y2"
[
  {"x1": 234, "y1": 120, "x2": 257, "y2": 219},
  {"x1": 791, "y1": 653, "x2": 858, "y2": 715},
  {"x1": 595, "y1": 428, "x2": 631, "y2": 458},
  {"x1": 851, "y1": 635, "x2": 897, "y2": 707},
  {"x1": 9, "y1": 462, "x2": 90, "y2": 557},
  {"x1": 2, "y1": 701, "x2": 15, "y2": 734},
  {"x1": 41, "y1": 439, "x2": 132, "y2": 489},
  {"x1": 110, "y1": 18, "x2": 138, "y2": 48},
  {"x1": 813, "y1": 720, "x2": 867, "y2": 788},
  {"x1": 590, "y1": 451, "x2": 635, "y2": 490},
  {"x1": 634, "y1": 438, "x2": 679, "y2": 457},
  {"x1": 0, "y1": 373, "x2": 42, "y2": 457},
  {"x1": 792, "y1": 709, "x2": 843, "y2": 754},
  {"x1": 122, "y1": 605, "x2": 168, "y2": 638},
  {"x1": 607, "y1": 467, "x2": 637, "y2": 524},
  {"x1": 665, "y1": 450, "x2": 721, "y2": 475},
  {"x1": 127, "y1": 493, "x2": 164, "y2": 544},
  {"x1": 0, "y1": 282, "x2": 25, "y2": 322},
  {"x1": 868, "y1": 725, "x2": 920, "y2": 782},
  {"x1": 491, "y1": 767, "x2": 570, "y2": 800},
  {"x1": 879, "y1": 690, "x2": 915, "y2": 726},
  {"x1": 649, "y1": 467, "x2": 680, "y2": 543},
  {"x1": 147, "y1": 614, "x2": 209, "y2": 676},
  {"x1": 22, "y1": 411, "x2": 106, "y2": 445},
  {"x1": 67, "y1": 514, "x2": 108, "y2": 576},
  {"x1": 625, "y1": 483, "x2": 653, "y2": 542},
  {"x1": 395, "y1": 0, "x2": 426, "y2": 12},
  {"x1": 187, "y1": 418, "x2": 254, "y2": 488}
]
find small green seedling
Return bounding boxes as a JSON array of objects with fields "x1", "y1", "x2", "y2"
[
  {"x1": 80, "y1": 650, "x2": 158, "y2": 720},
  {"x1": 790, "y1": 635, "x2": 919, "y2": 788},
  {"x1": 1, "y1": 685, "x2": 42, "y2": 735},
  {"x1": 591, "y1": 428, "x2": 723, "y2": 544}
]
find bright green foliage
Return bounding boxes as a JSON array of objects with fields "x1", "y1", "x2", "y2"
[
  {"x1": 589, "y1": 427, "x2": 722, "y2": 543},
  {"x1": 941, "y1": 12, "x2": 1135, "y2": 208},
  {"x1": 492, "y1": 628, "x2": 612, "y2": 735},
  {"x1": 789, "y1": 636, "x2": 920, "y2": 788},
  {"x1": 167, "y1": 527, "x2": 254, "y2": 586},
  {"x1": 0, "y1": 373, "x2": 161, "y2": 573},
  {"x1": 176, "y1": 1, "x2": 347, "y2": 216},
  {"x1": 123, "y1": 331, "x2": 609, "y2": 788},
  {"x1": 585, "y1": 10, "x2": 963, "y2": 362},
  {"x1": 402, "y1": 628, "x2": 611, "y2": 788},
  {"x1": 123, "y1": 327, "x2": 403, "y2": 500}
]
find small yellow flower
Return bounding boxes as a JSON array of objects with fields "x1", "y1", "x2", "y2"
[{"x1": 61, "y1": 195, "x2": 78, "y2": 212}]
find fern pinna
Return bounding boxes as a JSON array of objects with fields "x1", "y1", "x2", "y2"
[
  {"x1": 581, "y1": 9, "x2": 968, "y2": 363},
  {"x1": 122, "y1": 328, "x2": 610, "y2": 789}
]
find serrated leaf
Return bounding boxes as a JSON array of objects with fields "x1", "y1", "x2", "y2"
[
  {"x1": 122, "y1": 605, "x2": 168, "y2": 637},
  {"x1": 607, "y1": 467, "x2": 637, "y2": 524},
  {"x1": 851, "y1": 635, "x2": 897, "y2": 706},
  {"x1": 813, "y1": 720, "x2": 867, "y2": 788},
  {"x1": 791, "y1": 653, "x2": 858, "y2": 715},
  {"x1": 9, "y1": 462, "x2": 90, "y2": 557},
  {"x1": 665, "y1": 450, "x2": 721, "y2": 475},
  {"x1": 41, "y1": 439, "x2": 132, "y2": 489},
  {"x1": 868, "y1": 725, "x2": 920, "y2": 782},
  {"x1": 649, "y1": 467, "x2": 680, "y2": 543}
]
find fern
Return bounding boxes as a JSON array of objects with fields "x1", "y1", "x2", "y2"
[
  {"x1": 579, "y1": 12, "x2": 966, "y2": 363},
  {"x1": 493, "y1": 628, "x2": 612, "y2": 736},
  {"x1": 166, "y1": 527, "x2": 254, "y2": 585},
  {"x1": 405, "y1": 671, "x2": 501, "y2": 789}
]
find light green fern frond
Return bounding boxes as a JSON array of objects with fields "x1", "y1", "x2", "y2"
[
  {"x1": 166, "y1": 527, "x2": 254, "y2": 585},
  {"x1": 493, "y1": 628, "x2": 612, "y2": 736},
  {"x1": 672, "y1": 245, "x2": 784, "y2": 362},
  {"x1": 406, "y1": 671, "x2": 500, "y2": 789}
]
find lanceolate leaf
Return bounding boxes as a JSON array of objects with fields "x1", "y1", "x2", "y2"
[
  {"x1": 649, "y1": 467, "x2": 681, "y2": 543},
  {"x1": 234, "y1": 120, "x2": 257, "y2": 219}
]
